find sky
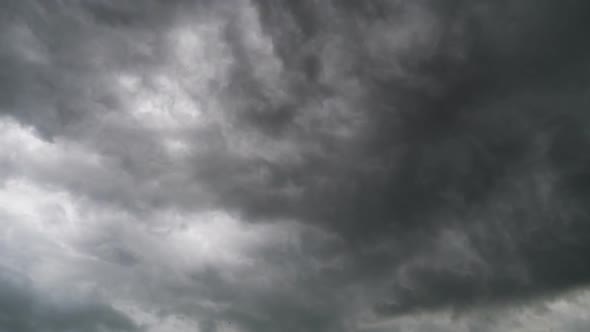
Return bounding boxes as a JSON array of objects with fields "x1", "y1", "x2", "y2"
[{"x1": 1, "y1": 0, "x2": 590, "y2": 331}]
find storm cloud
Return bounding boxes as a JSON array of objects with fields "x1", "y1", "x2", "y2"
[{"x1": 1, "y1": 0, "x2": 590, "y2": 331}]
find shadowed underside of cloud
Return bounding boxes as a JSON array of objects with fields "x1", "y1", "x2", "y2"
[
  {"x1": 211, "y1": 0, "x2": 590, "y2": 312},
  {"x1": 0, "y1": 269, "x2": 137, "y2": 332},
  {"x1": 1, "y1": 0, "x2": 590, "y2": 331}
]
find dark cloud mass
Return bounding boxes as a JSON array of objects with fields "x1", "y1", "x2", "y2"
[
  {"x1": 0, "y1": 269, "x2": 137, "y2": 332},
  {"x1": 213, "y1": 0, "x2": 590, "y2": 311},
  {"x1": 1, "y1": 0, "x2": 590, "y2": 331}
]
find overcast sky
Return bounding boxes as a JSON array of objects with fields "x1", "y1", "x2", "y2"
[{"x1": 1, "y1": 1, "x2": 590, "y2": 331}]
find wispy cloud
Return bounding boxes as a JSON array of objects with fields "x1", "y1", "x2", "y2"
[{"x1": 1, "y1": 1, "x2": 590, "y2": 331}]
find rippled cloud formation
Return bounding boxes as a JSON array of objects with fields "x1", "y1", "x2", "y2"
[{"x1": 1, "y1": 1, "x2": 590, "y2": 331}]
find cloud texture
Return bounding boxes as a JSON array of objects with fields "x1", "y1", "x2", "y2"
[{"x1": 1, "y1": 0, "x2": 590, "y2": 331}]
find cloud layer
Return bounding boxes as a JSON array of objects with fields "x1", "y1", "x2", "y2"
[{"x1": 1, "y1": 0, "x2": 590, "y2": 331}]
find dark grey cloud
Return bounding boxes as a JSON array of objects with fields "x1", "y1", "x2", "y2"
[
  {"x1": 0, "y1": 268, "x2": 137, "y2": 332},
  {"x1": 1, "y1": 0, "x2": 590, "y2": 331},
  {"x1": 203, "y1": 0, "x2": 590, "y2": 314}
]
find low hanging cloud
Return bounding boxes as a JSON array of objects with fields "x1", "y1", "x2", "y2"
[{"x1": 1, "y1": 0, "x2": 590, "y2": 331}]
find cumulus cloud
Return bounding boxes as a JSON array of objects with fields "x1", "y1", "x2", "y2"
[{"x1": 1, "y1": 0, "x2": 590, "y2": 331}]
